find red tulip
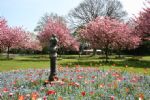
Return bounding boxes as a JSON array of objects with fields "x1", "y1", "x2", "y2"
[
  {"x1": 81, "y1": 91, "x2": 86, "y2": 96},
  {"x1": 46, "y1": 90, "x2": 56, "y2": 95},
  {"x1": 110, "y1": 96, "x2": 115, "y2": 100}
]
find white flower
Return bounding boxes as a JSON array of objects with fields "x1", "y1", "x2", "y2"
[{"x1": 37, "y1": 98, "x2": 42, "y2": 100}]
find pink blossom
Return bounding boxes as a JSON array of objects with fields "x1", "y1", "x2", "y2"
[
  {"x1": 37, "y1": 18, "x2": 79, "y2": 51},
  {"x1": 78, "y1": 16, "x2": 141, "y2": 52},
  {"x1": 110, "y1": 96, "x2": 115, "y2": 100}
]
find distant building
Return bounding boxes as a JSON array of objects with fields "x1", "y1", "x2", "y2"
[{"x1": 83, "y1": 49, "x2": 102, "y2": 55}]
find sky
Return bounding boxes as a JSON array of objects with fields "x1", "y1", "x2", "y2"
[{"x1": 0, "y1": 0, "x2": 146, "y2": 32}]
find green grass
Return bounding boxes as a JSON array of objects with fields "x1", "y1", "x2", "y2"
[{"x1": 0, "y1": 54, "x2": 150, "y2": 75}]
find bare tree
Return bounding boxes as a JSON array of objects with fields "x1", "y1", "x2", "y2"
[
  {"x1": 68, "y1": 0, "x2": 127, "y2": 55},
  {"x1": 34, "y1": 13, "x2": 66, "y2": 32},
  {"x1": 68, "y1": 0, "x2": 127, "y2": 28}
]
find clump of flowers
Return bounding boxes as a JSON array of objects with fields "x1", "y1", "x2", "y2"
[{"x1": 0, "y1": 67, "x2": 149, "y2": 99}]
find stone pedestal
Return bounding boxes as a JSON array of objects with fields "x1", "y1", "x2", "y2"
[
  {"x1": 48, "y1": 34, "x2": 58, "y2": 82},
  {"x1": 48, "y1": 57, "x2": 57, "y2": 81}
]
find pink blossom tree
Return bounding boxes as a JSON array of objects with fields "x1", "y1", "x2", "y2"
[
  {"x1": 113, "y1": 24, "x2": 141, "y2": 57},
  {"x1": 0, "y1": 17, "x2": 8, "y2": 51},
  {"x1": 79, "y1": 17, "x2": 141, "y2": 62},
  {"x1": 0, "y1": 26, "x2": 30, "y2": 59},
  {"x1": 37, "y1": 17, "x2": 79, "y2": 55},
  {"x1": 0, "y1": 17, "x2": 42, "y2": 57},
  {"x1": 134, "y1": 1, "x2": 150, "y2": 40},
  {"x1": 25, "y1": 37, "x2": 42, "y2": 52},
  {"x1": 130, "y1": 1, "x2": 150, "y2": 55}
]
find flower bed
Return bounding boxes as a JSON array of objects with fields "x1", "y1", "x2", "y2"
[{"x1": 0, "y1": 66, "x2": 150, "y2": 100}]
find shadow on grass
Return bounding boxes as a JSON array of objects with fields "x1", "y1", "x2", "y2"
[
  {"x1": 60, "y1": 60, "x2": 101, "y2": 67},
  {"x1": 116, "y1": 60, "x2": 150, "y2": 68},
  {"x1": 0, "y1": 57, "x2": 49, "y2": 62},
  {"x1": 60, "y1": 55, "x2": 101, "y2": 60},
  {"x1": 26, "y1": 55, "x2": 49, "y2": 59},
  {"x1": 0, "y1": 58, "x2": 13, "y2": 61},
  {"x1": 16, "y1": 59, "x2": 50, "y2": 62},
  {"x1": 14, "y1": 58, "x2": 63, "y2": 62},
  {"x1": 61, "y1": 59, "x2": 150, "y2": 68}
]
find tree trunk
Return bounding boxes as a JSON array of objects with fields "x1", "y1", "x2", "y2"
[
  {"x1": 105, "y1": 45, "x2": 109, "y2": 63},
  {"x1": 118, "y1": 50, "x2": 121, "y2": 58},
  {"x1": 7, "y1": 46, "x2": 10, "y2": 59},
  {"x1": 79, "y1": 52, "x2": 81, "y2": 58},
  {"x1": 59, "y1": 52, "x2": 62, "y2": 58},
  {"x1": 48, "y1": 57, "x2": 57, "y2": 81},
  {"x1": 117, "y1": 48, "x2": 122, "y2": 58},
  {"x1": 92, "y1": 48, "x2": 96, "y2": 56},
  {"x1": 58, "y1": 48, "x2": 62, "y2": 58}
]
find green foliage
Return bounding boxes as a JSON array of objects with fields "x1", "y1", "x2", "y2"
[{"x1": 124, "y1": 40, "x2": 150, "y2": 55}]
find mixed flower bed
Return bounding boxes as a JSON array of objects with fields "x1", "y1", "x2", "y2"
[{"x1": 0, "y1": 66, "x2": 149, "y2": 100}]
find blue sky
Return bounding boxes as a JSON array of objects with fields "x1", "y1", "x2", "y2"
[{"x1": 0, "y1": 0, "x2": 146, "y2": 32}]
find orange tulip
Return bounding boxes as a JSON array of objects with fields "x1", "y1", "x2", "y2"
[
  {"x1": 125, "y1": 88, "x2": 129, "y2": 93},
  {"x1": 113, "y1": 82, "x2": 118, "y2": 89},
  {"x1": 31, "y1": 92, "x2": 38, "y2": 100},
  {"x1": 18, "y1": 95, "x2": 24, "y2": 100},
  {"x1": 58, "y1": 96, "x2": 63, "y2": 100},
  {"x1": 138, "y1": 93, "x2": 144, "y2": 100}
]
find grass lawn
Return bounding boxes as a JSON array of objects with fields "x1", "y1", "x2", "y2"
[{"x1": 0, "y1": 54, "x2": 150, "y2": 75}]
